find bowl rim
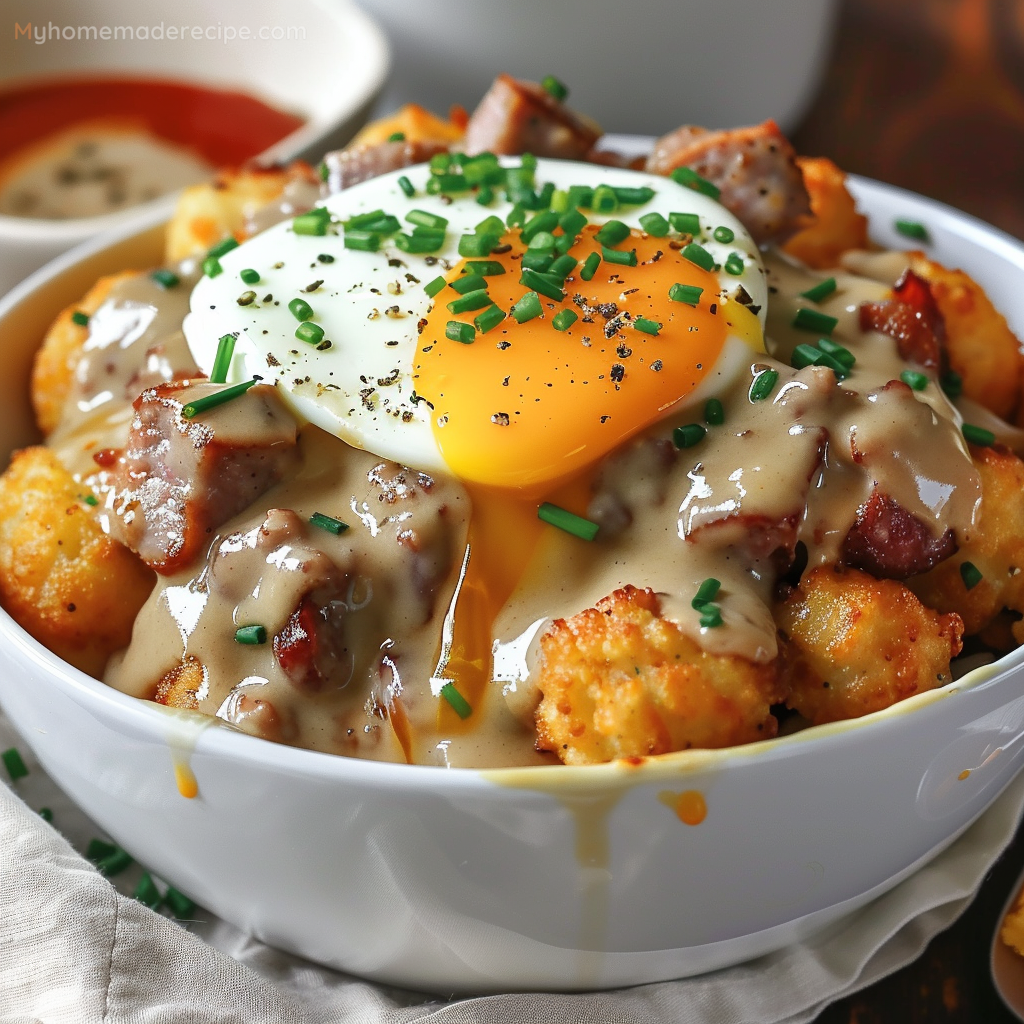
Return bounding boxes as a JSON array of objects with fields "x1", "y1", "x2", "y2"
[{"x1": 2, "y1": 170, "x2": 1023, "y2": 791}]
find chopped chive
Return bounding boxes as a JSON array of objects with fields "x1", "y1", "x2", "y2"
[
  {"x1": 475, "y1": 214, "x2": 505, "y2": 236},
  {"x1": 792, "y1": 308, "x2": 838, "y2": 334},
  {"x1": 704, "y1": 398, "x2": 725, "y2": 425},
  {"x1": 394, "y1": 232, "x2": 444, "y2": 254},
  {"x1": 181, "y1": 378, "x2": 259, "y2": 419},
  {"x1": 671, "y1": 166, "x2": 721, "y2": 200},
  {"x1": 541, "y1": 74, "x2": 568, "y2": 101},
  {"x1": 202, "y1": 256, "x2": 223, "y2": 278},
  {"x1": 550, "y1": 188, "x2": 570, "y2": 213},
  {"x1": 164, "y1": 888, "x2": 196, "y2": 920},
  {"x1": 440, "y1": 682, "x2": 473, "y2": 719},
  {"x1": 450, "y1": 274, "x2": 488, "y2": 295},
  {"x1": 360, "y1": 214, "x2": 401, "y2": 235},
  {"x1": 681, "y1": 243, "x2": 714, "y2": 272},
  {"x1": 38, "y1": 807, "x2": 53, "y2": 823},
  {"x1": 634, "y1": 317, "x2": 661, "y2": 335},
  {"x1": 97, "y1": 848, "x2": 134, "y2": 877},
  {"x1": 692, "y1": 578, "x2": 721, "y2": 608},
  {"x1": 346, "y1": 209, "x2": 388, "y2": 228},
  {"x1": 962, "y1": 423, "x2": 996, "y2": 446},
  {"x1": 699, "y1": 604, "x2": 723, "y2": 628},
  {"x1": 594, "y1": 220, "x2": 631, "y2": 247},
  {"x1": 591, "y1": 185, "x2": 618, "y2": 213},
  {"x1": 580, "y1": 251, "x2": 602, "y2": 281},
  {"x1": 527, "y1": 230, "x2": 557, "y2": 251},
  {"x1": 70, "y1": 310, "x2": 90, "y2": 326},
  {"x1": 309, "y1": 512, "x2": 349, "y2": 535},
  {"x1": 535, "y1": 181, "x2": 555, "y2": 210},
  {"x1": 960, "y1": 561, "x2": 983, "y2": 590},
  {"x1": 549, "y1": 254, "x2": 578, "y2": 280},
  {"x1": 475, "y1": 304, "x2": 507, "y2": 334},
  {"x1": 669, "y1": 283, "x2": 703, "y2": 306},
  {"x1": 458, "y1": 233, "x2": 501, "y2": 257},
  {"x1": 133, "y1": 872, "x2": 162, "y2": 909},
  {"x1": 611, "y1": 186, "x2": 656, "y2": 205},
  {"x1": 941, "y1": 370, "x2": 963, "y2": 400},
  {"x1": 234, "y1": 624, "x2": 267, "y2": 645},
  {"x1": 749, "y1": 369, "x2": 779, "y2": 402},
  {"x1": 673, "y1": 423, "x2": 706, "y2": 449},
  {"x1": 293, "y1": 209, "x2": 330, "y2": 236},
  {"x1": 639, "y1": 212, "x2": 670, "y2": 237},
  {"x1": 210, "y1": 333, "x2": 237, "y2": 384},
  {"x1": 816, "y1": 337, "x2": 855, "y2": 369},
  {"x1": 814, "y1": 350, "x2": 849, "y2": 380},
  {"x1": 602, "y1": 246, "x2": 637, "y2": 267},
  {"x1": 465, "y1": 260, "x2": 505, "y2": 276},
  {"x1": 669, "y1": 212, "x2": 701, "y2": 236},
  {"x1": 2, "y1": 747, "x2": 27, "y2": 781},
  {"x1": 512, "y1": 291, "x2": 543, "y2": 323},
  {"x1": 83, "y1": 494, "x2": 99, "y2": 507},
  {"x1": 318, "y1": 161, "x2": 329, "y2": 182},
  {"x1": 429, "y1": 152, "x2": 451, "y2": 174},
  {"x1": 446, "y1": 320, "x2": 476, "y2": 344},
  {"x1": 87, "y1": 838, "x2": 116, "y2": 863},
  {"x1": 388, "y1": 131, "x2": 406, "y2": 142},
  {"x1": 552, "y1": 309, "x2": 577, "y2": 331},
  {"x1": 521, "y1": 210, "x2": 559, "y2": 243},
  {"x1": 447, "y1": 290, "x2": 492, "y2": 314},
  {"x1": 896, "y1": 219, "x2": 929, "y2": 242},
  {"x1": 151, "y1": 268, "x2": 181, "y2": 290},
  {"x1": 239, "y1": 268, "x2": 260, "y2": 285},
  {"x1": 506, "y1": 204, "x2": 527, "y2": 227},
  {"x1": 538, "y1": 502, "x2": 599, "y2": 541},
  {"x1": 476, "y1": 187, "x2": 495, "y2": 205},
  {"x1": 427, "y1": 173, "x2": 470, "y2": 194},
  {"x1": 520, "y1": 268, "x2": 565, "y2": 301},
  {"x1": 724, "y1": 252, "x2": 745, "y2": 276},
  {"x1": 559, "y1": 208, "x2": 587, "y2": 238},
  {"x1": 406, "y1": 209, "x2": 448, "y2": 231},
  {"x1": 713, "y1": 225, "x2": 735, "y2": 244},
  {"x1": 208, "y1": 237, "x2": 239, "y2": 259},
  {"x1": 792, "y1": 343, "x2": 825, "y2": 370},
  {"x1": 566, "y1": 185, "x2": 593, "y2": 210},
  {"x1": 521, "y1": 250, "x2": 554, "y2": 272},
  {"x1": 344, "y1": 230, "x2": 381, "y2": 252},
  {"x1": 288, "y1": 298, "x2": 314, "y2": 321},
  {"x1": 397, "y1": 175, "x2": 415, "y2": 197},
  {"x1": 424, "y1": 276, "x2": 446, "y2": 298},
  {"x1": 801, "y1": 277, "x2": 837, "y2": 303},
  {"x1": 900, "y1": 370, "x2": 929, "y2": 391}
]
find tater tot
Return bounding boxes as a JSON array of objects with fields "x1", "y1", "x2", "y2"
[
  {"x1": 535, "y1": 586, "x2": 785, "y2": 765},
  {"x1": 777, "y1": 565, "x2": 963, "y2": 725},
  {"x1": 0, "y1": 446, "x2": 154, "y2": 676},
  {"x1": 347, "y1": 104, "x2": 466, "y2": 149},
  {"x1": 31, "y1": 271, "x2": 140, "y2": 436}
]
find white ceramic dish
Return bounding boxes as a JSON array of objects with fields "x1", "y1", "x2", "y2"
[
  {"x1": 1, "y1": 175, "x2": 1024, "y2": 993},
  {"x1": 0, "y1": 0, "x2": 390, "y2": 296}
]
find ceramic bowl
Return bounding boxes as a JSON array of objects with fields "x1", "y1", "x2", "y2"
[
  {"x1": 0, "y1": 0, "x2": 390, "y2": 295},
  {"x1": 1, "y1": 176, "x2": 1024, "y2": 993}
]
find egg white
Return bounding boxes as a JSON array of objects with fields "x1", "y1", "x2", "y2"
[{"x1": 184, "y1": 159, "x2": 767, "y2": 476}]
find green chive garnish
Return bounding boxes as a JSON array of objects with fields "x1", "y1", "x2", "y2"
[
  {"x1": 134, "y1": 872, "x2": 162, "y2": 909},
  {"x1": 816, "y1": 337, "x2": 855, "y2": 369},
  {"x1": 150, "y1": 269, "x2": 180, "y2": 290},
  {"x1": 681, "y1": 243, "x2": 714, "y2": 272},
  {"x1": 2, "y1": 747, "x2": 27, "y2": 781},
  {"x1": 317, "y1": 161, "x2": 329, "y2": 182},
  {"x1": 234, "y1": 624, "x2": 267, "y2": 645},
  {"x1": 210, "y1": 333, "x2": 237, "y2": 384},
  {"x1": 673, "y1": 423, "x2": 706, "y2": 449},
  {"x1": 506, "y1": 204, "x2": 527, "y2": 227},
  {"x1": 208, "y1": 237, "x2": 239, "y2": 259},
  {"x1": 406, "y1": 209, "x2": 448, "y2": 231},
  {"x1": 962, "y1": 423, "x2": 995, "y2": 446},
  {"x1": 288, "y1": 298, "x2": 314, "y2": 321},
  {"x1": 527, "y1": 230, "x2": 557, "y2": 252},
  {"x1": 792, "y1": 308, "x2": 838, "y2": 334},
  {"x1": 427, "y1": 173, "x2": 470, "y2": 194},
  {"x1": 901, "y1": 370, "x2": 929, "y2": 391},
  {"x1": 296, "y1": 322, "x2": 326, "y2": 346},
  {"x1": 181, "y1": 378, "x2": 259, "y2": 419},
  {"x1": 309, "y1": 512, "x2": 349, "y2": 535},
  {"x1": 671, "y1": 166, "x2": 721, "y2": 200},
  {"x1": 594, "y1": 220, "x2": 630, "y2": 247},
  {"x1": 344, "y1": 230, "x2": 381, "y2": 252},
  {"x1": 475, "y1": 214, "x2": 505, "y2": 236},
  {"x1": 450, "y1": 274, "x2": 488, "y2": 295},
  {"x1": 293, "y1": 210, "x2": 330, "y2": 236},
  {"x1": 538, "y1": 502, "x2": 599, "y2": 541},
  {"x1": 941, "y1": 370, "x2": 963, "y2": 400},
  {"x1": 447, "y1": 290, "x2": 491, "y2": 314},
  {"x1": 440, "y1": 682, "x2": 473, "y2": 719},
  {"x1": 541, "y1": 74, "x2": 568, "y2": 101},
  {"x1": 601, "y1": 247, "x2": 637, "y2": 267},
  {"x1": 669, "y1": 283, "x2": 703, "y2": 306},
  {"x1": 360, "y1": 214, "x2": 401, "y2": 235},
  {"x1": 38, "y1": 807, "x2": 53, "y2": 823},
  {"x1": 548, "y1": 254, "x2": 578, "y2": 280},
  {"x1": 395, "y1": 232, "x2": 445, "y2": 254},
  {"x1": 580, "y1": 252, "x2": 601, "y2": 281},
  {"x1": 239, "y1": 268, "x2": 260, "y2": 285},
  {"x1": 512, "y1": 291, "x2": 543, "y2": 323},
  {"x1": 559, "y1": 208, "x2": 587, "y2": 238},
  {"x1": 591, "y1": 185, "x2": 618, "y2": 213},
  {"x1": 792, "y1": 344, "x2": 823, "y2": 370},
  {"x1": 87, "y1": 838, "x2": 116, "y2": 863},
  {"x1": 704, "y1": 398, "x2": 725, "y2": 425},
  {"x1": 713, "y1": 226, "x2": 735, "y2": 244},
  {"x1": 896, "y1": 219, "x2": 929, "y2": 242},
  {"x1": 475, "y1": 305, "x2": 507, "y2": 334},
  {"x1": 397, "y1": 175, "x2": 415, "y2": 198},
  {"x1": 388, "y1": 131, "x2": 405, "y2": 142},
  {"x1": 164, "y1": 887, "x2": 196, "y2": 919},
  {"x1": 83, "y1": 494, "x2": 99, "y2": 507},
  {"x1": 801, "y1": 277, "x2": 837, "y2": 303},
  {"x1": 724, "y1": 252, "x2": 745, "y2": 276},
  {"x1": 520, "y1": 268, "x2": 565, "y2": 301},
  {"x1": 429, "y1": 152, "x2": 451, "y2": 174},
  {"x1": 634, "y1": 317, "x2": 661, "y2": 335},
  {"x1": 521, "y1": 251, "x2": 554, "y2": 273},
  {"x1": 960, "y1": 561, "x2": 983, "y2": 590},
  {"x1": 521, "y1": 210, "x2": 559, "y2": 243},
  {"x1": 202, "y1": 256, "x2": 223, "y2": 278},
  {"x1": 670, "y1": 212, "x2": 701, "y2": 236},
  {"x1": 611, "y1": 186, "x2": 656, "y2": 206},
  {"x1": 567, "y1": 185, "x2": 594, "y2": 209},
  {"x1": 71, "y1": 310, "x2": 90, "y2": 326},
  {"x1": 552, "y1": 309, "x2": 577, "y2": 331},
  {"x1": 699, "y1": 604, "x2": 723, "y2": 628},
  {"x1": 424, "y1": 276, "x2": 446, "y2": 298},
  {"x1": 692, "y1": 578, "x2": 721, "y2": 609},
  {"x1": 446, "y1": 320, "x2": 476, "y2": 344},
  {"x1": 465, "y1": 260, "x2": 506, "y2": 276},
  {"x1": 749, "y1": 369, "x2": 779, "y2": 402},
  {"x1": 458, "y1": 233, "x2": 500, "y2": 257}
]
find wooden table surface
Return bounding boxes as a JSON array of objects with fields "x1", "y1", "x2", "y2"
[{"x1": 794, "y1": 1, "x2": 1024, "y2": 1018}]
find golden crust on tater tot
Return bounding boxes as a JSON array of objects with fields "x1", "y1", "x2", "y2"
[
  {"x1": 31, "y1": 271, "x2": 140, "y2": 436},
  {"x1": 164, "y1": 162, "x2": 317, "y2": 262},
  {"x1": 777, "y1": 565, "x2": 963, "y2": 725},
  {"x1": 534, "y1": 586, "x2": 786, "y2": 765},
  {"x1": 781, "y1": 157, "x2": 869, "y2": 269},
  {"x1": 0, "y1": 447, "x2": 154, "y2": 676},
  {"x1": 348, "y1": 103, "x2": 466, "y2": 149},
  {"x1": 910, "y1": 445, "x2": 1024, "y2": 636},
  {"x1": 154, "y1": 656, "x2": 205, "y2": 710}
]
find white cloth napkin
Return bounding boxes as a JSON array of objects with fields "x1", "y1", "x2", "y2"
[{"x1": 2, "y1": 707, "x2": 1023, "y2": 1024}]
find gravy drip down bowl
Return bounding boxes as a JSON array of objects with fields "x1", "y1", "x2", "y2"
[{"x1": 2, "y1": 177, "x2": 1024, "y2": 992}]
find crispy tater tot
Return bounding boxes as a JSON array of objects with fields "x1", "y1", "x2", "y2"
[
  {"x1": 534, "y1": 586, "x2": 785, "y2": 766},
  {"x1": 0, "y1": 447, "x2": 154, "y2": 676},
  {"x1": 31, "y1": 271, "x2": 140, "y2": 436},
  {"x1": 781, "y1": 157, "x2": 869, "y2": 269},
  {"x1": 154, "y1": 655, "x2": 205, "y2": 710},
  {"x1": 164, "y1": 162, "x2": 317, "y2": 262},
  {"x1": 777, "y1": 565, "x2": 963, "y2": 725},
  {"x1": 347, "y1": 103, "x2": 466, "y2": 149},
  {"x1": 910, "y1": 445, "x2": 1024, "y2": 636}
]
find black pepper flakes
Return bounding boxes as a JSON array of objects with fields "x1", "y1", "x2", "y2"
[
  {"x1": 491, "y1": 412, "x2": 510, "y2": 426},
  {"x1": 610, "y1": 364, "x2": 625, "y2": 383},
  {"x1": 650, "y1": 359, "x2": 663, "y2": 372}
]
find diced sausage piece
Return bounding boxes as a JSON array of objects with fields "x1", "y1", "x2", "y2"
[
  {"x1": 111, "y1": 381, "x2": 299, "y2": 574},
  {"x1": 645, "y1": 120, "x2": 812, "y2": 246},
  {"x1": 274, "y1": 586, "x2": 355, "y2": 693},
  {"x1": 462, "y1": 74, "x2": 602, "y2": 158},
  {"x1": 322, "y1": 139, "x2": 451, "y2": 192},
  {"x1": 859, "y1": 269, "x2": 946, "y2": 368},
  {"x1": 842, "y1": 489, "x2": 957, "y2": 579}
]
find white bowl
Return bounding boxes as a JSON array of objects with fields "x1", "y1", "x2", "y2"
[
  {"x1": 2, "y1": 178, "x2": 1024, "y2": 993},
  {"x1": 0, "y1": 0, "x2": 390, "y2": 296}
]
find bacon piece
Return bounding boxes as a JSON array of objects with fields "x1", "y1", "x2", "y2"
[
  {"x1": 322, "y1": 139, "x2": 451, "y2": 192},
  {"x1": 645, "y1": 120, "x2": 811, "y2": 246},
  {"x1": 110, "y1": 381, "x2": 299, "y2": 574},
  {"x1": 462, "y1": 74, "x2": 602, "y2": 158},
  {"x1": 859, "y1": 269, "x2": 946, "y2": 368},
  {"x1": 842, "y1": 490, "x2": 957, "y2": 580}
]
